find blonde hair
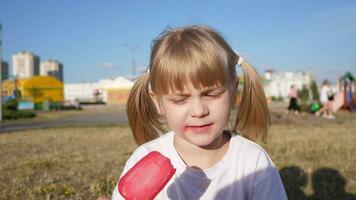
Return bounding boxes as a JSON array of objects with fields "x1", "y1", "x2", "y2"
[{"x1": 127, "y1": 25, "x2": 269, "y2": 145}]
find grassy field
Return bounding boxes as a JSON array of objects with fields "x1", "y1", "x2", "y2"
[
  {"x1": 0, "y1": 110, "x2": 355, "y2": 199},
  {"x1": 1, "y1": 105, "x2": 126, "y2": 124}
]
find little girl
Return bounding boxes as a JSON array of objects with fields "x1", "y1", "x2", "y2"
[
  {"x1": 112, "y1": 25, "x2": 287, "y2": 199},
  {"x1": 315, "y1": 79, "x2": 335, "y2": 119}
]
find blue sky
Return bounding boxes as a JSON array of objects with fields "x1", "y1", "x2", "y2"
[{"x1": 0, "y1": 0, "x2": 355, "y2": 83}]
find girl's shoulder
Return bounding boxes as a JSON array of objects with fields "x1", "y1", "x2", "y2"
[
  {"x1": 233, "y1": 134, "x2": 287, "y2": 199},
  {"x1": 230, "y1": 131, "x2": 276, "y2": 174},
  {"x1": 231, "y1": 132, "x2": 270, "y2": 158}
]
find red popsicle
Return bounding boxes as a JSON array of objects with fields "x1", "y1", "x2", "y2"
[{"x1": 118, "y1": 151, "x2": 176, "y2": 200}]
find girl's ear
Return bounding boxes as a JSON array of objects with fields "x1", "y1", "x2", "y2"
[{"x1": 149, "y1": 91, "x2": 165, "y2": 115}]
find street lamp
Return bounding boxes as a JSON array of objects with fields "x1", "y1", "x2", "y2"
[{"x1": 124, "y1": 43, "x2": 140, "y2": 77}]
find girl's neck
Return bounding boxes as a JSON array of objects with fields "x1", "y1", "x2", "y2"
[{"x1": 173, "y1": 131, "x2": 231, "y2": 170}]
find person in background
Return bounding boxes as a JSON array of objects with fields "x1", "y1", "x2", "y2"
[
  {"x1": 315, "y1": 80, "x2": 335, "y2": 119},
  {"x1": 286, "y1": 84, "x2": 301, "y2": 115}
]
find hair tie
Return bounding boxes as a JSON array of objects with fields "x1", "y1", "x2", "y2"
[{"x1": 237, "y1": 56, "x2": 245, "y2": 66}]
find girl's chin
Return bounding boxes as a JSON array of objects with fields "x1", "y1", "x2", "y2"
[
  {"x1": 187, "y1": 135, "x2": 223, "y2": 149},
  {"x1": 175, "y1": 134, "x2": 213, "y2": 147}
]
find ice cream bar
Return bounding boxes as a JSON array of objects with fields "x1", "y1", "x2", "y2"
[{"x1": 118, "y1": 151, "x2": 176, "y2": 200}]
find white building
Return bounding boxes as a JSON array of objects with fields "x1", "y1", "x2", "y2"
[
  {"x1": 64, "y1": 82, "x2": 102, "y2": 103},
  {"x1": 12, "y1": 51, "x2": 40, "y2": 78},
  {"x1": 263, "y1": 70, "x2": 315, "y2": 100},
  {"x1": 40, "y1": 60, "x2": 63, "y2": 82},
  {"x1": 64, "y1": 76, "x2": 134, "y2": 103}
]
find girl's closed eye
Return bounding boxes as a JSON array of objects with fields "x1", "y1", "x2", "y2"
[
  {"x1": 169, "y1": 97, "x2": 188, "y2": 104},
  {"x1": 206, "y1": 89, "x2": 226, "y2": 98}
]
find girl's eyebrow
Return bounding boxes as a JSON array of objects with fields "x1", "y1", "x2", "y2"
[
  {"x1": 166, "y1": 91, "x2": 190, "y2": 97},
  {"x1": 169, "y1": 86, "x2": 225, "y2": 96},
  {"x1": 202, "y1": 86, "x2": 225, "y2": 93}
]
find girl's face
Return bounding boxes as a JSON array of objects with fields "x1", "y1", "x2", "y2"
[{"x1": 153, "y1": 82, "x2": 234, "y2": 148}]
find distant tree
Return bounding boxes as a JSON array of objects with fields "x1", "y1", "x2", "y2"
[
  {"x1": 12, "y1": 89, "x2": 21, "y2": 99},
  {"x1": 298, "y1": 85, "x2": 309, "y2": 102},
  {"x1": 310, "y1": 81, "x2": 319, "y2": 101}
]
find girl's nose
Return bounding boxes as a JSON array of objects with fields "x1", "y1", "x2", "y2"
[{"x1": 190, "y1": 98, "x2": 209, "y2": 118}]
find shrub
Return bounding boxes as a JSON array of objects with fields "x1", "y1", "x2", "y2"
[
  {"x1": 2, "y1": 110, "x2": 36, "y2": 120},
  {"x1": 272, "y1": 96, "x2": 284, "y2": 101},
  {"x1": 2, "y1": 99, "x2": 18, "y2": 111}
]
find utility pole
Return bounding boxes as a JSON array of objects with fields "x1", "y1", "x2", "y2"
[
  {"x1": 0, "y1": 22, "x2": 3, "y2": 122},
  {"x1": 132, "y1": 57, "x2": 136, "y2": 76}
]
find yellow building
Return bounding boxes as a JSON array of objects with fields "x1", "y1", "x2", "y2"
[
  {"x1": 106, "y1": 88, "x2": 131, "y2": 105},
  {"x1": 2, "y1": 76, "x2": 64, "y2": 103}
]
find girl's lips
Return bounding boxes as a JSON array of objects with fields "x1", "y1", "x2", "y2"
[{"x1": 183, "y1": 123, "x2": 213, "y2": 133}]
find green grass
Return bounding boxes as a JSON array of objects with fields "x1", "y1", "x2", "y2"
[{"x1": 0, "y1": 111, "x2": 355, "y2": 199}]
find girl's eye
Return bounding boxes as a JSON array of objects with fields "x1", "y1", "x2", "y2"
[
  {"x1": 207, "y1": 93, "x2": 219, "y2": 97},
  {"x1": 206, "y1": 90, "x2": 225, "y2": 97},
  {"x1": 170, "y1": 98, "x2": 187, "y2": 104}
]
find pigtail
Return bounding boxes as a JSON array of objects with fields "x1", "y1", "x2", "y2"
[
  {"x1": 233, "y1": 58, "x2": 270, "y2": 142},
  {"x1": 126, "y1": 73, "x2": 164, "y2": 145}
]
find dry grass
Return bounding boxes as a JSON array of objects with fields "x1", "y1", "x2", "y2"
[
  {"x1": 0, "y1": 111, "x2": 355, "y2": 199},
  {"x1": 264, "y1": 119, "x2": 356, "y2": 198},
  {"x1": 0, "y1": 126, "x2": 136, "y2": 200}
]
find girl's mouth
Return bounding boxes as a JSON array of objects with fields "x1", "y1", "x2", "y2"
[{"x1": 183, "y1": 123, "x2": 213, "y2": 133}]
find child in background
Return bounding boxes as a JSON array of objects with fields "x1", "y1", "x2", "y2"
[
  {"x1": 286, "y1": 84, "x2": 301, "y2": 114},
  {"x1": 112, "y1": 25, "x2": 287, "y2": 199},
  {"x1": 315, "y1": 80, "x2": 335, "y2": 119}
]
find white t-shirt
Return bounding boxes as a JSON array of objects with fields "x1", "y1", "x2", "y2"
[
  {"x1": 320, "y1": 85, "x2": 331, "y2": 104},
  {"x1": 112, "y1": 131, "x2": 287, "y2": 200}
]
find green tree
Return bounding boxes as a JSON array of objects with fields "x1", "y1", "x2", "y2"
[
  {"x1": 298, "y1": 85, "x2": 309, "y2": 102},
  {"x1": 310, "y1": 81, "x2": 319, "y2": 101}
]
